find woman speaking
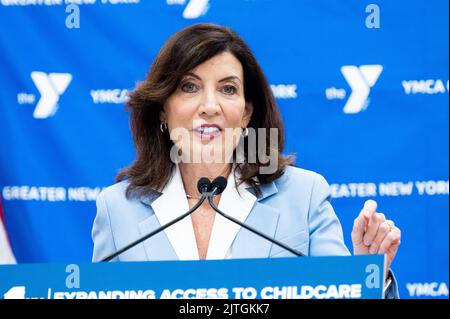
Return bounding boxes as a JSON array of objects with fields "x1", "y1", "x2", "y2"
[{"x1": 92, "y1": 23, "x2": 401, "y2": 299}]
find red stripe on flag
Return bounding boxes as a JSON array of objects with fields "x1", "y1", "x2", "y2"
[
  {"x1": 0, "y1": 198, "x2": 4, "y2": 224},
  {"x1": 0, "y1": 199, "x2": 12, "y2": 246}
]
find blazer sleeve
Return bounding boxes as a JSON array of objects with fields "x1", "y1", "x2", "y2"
[
  {"x1": 91, "y1": 191, "x2": 119, "y2": 262},
  {"x1": 307, "y1": 173, "x2": 400, "y2": 299},
  {"x1": 307, "y1": 173, "x2": 351, "y2": 256}
]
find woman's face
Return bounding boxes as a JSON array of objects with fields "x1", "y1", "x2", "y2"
[{"x1": 161, "y1": 51, "x2": 253, "y2": 164}]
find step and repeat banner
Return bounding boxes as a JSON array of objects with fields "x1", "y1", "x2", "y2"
[{"x1": 0, "y1": 0, "x2": 448, "y2": 299}]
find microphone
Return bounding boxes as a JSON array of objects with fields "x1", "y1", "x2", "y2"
[
  {"x1": 101, "y1": 177, "x2": 211, "y2": 262},
  {"x1": 207, "y1": 176, "x2": 305, "y2": 257},
  {"x1": 208, "y1": 176, "x2": 227, "y2": 196},
  {"x1": 197, "y1": 177, "x2": 212, "y2": 194}
]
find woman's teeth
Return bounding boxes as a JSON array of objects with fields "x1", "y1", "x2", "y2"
[{"x1": 195, "y1": 127, "x2": 220, "y2": 135}]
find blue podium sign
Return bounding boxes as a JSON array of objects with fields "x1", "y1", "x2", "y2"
[{"x1": 0, "y1": 255, "x2": 385, "y2": 299}]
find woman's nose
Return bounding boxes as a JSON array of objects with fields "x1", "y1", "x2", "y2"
[{"x1": 198, "y1": 88, "x2": 221, "y2": 115}]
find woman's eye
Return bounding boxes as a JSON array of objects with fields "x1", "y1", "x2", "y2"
[
  {"x1": 222, "y1": 85, "x2": 237, "y2": 95},
  {"x1": 181, "y1": 82, "x2": 198, "y2": 93}
]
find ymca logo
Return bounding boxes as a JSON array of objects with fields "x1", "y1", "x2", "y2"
[
  {"x1": 326, "y1": 65, "x2": 383, "y2": 114},
  {"x1": 31, "y1": 72, "x2": 72, "y2": 119},
  {"x1": 166, "y1": 0, "x2": 210, "y2": 19},
  {"x1": 17, "y1": 72, "x2": 72, "y2": 119}
]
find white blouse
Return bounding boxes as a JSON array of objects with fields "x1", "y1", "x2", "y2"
[{"x1": 150, "y1": 164, "x2": 257, "y2": 261}]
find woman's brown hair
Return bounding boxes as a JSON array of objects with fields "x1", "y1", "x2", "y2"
[{"x1": 117, "y1": 23, "x2": 294, "y2": 199}]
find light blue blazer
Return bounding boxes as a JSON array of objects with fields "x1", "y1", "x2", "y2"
[{"x1": 92, "y1": 165, "x2": 399, "y2": 298}]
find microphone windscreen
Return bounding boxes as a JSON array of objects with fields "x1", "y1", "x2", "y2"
[
  {"x1": 211, "y1": 176, "x2": 227, "y2": 195},
  {"x1": 197, "y1": 177, "x2": 211, "y2": 193}
]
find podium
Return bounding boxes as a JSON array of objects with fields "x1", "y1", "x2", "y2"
[{"x1": 0, "y1": 255, "x2": 385, "y2": 299}]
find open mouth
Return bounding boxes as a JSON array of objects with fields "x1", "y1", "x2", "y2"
[{"x1": 193, "y1": 124, "x2": 223, "y2": 140}]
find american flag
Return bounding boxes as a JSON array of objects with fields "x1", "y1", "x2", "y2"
[{"x1": 0, "y1": 199, "x2": 16, "y2": 264}]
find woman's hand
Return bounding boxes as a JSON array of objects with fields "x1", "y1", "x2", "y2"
[{"x1": 351, "y1": 200, "x2": 401, "y2": 277}]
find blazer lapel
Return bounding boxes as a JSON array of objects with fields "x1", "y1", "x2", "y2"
[
  {"x1": 144, "y1": 164, "x2": 200, "y2": 261},
  {"x1": 231, "y1": 181, "x2": 280, "y2": 259},
  {"x1": 138, "y1": 214, "x2": 178, "y2": 261},
  {"x1": 206, "y1": 172, "x2": 257, "y2": 260},
  {"x1": 231, "y1": 201, "x2": 280, "y2": 259},
  {"x1": 206, "y1": 175, "x2": 280, "y2": 260}
]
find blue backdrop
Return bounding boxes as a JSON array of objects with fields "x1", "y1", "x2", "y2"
[{"x1": 0, "y1": 0, "x2": 448, "y2": 299}]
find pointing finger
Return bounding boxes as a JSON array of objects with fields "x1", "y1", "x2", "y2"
[
  {"x1": 363, "y1": 200, "x2": 378, "y2": 220},
  {"x1": 352, "y1": 200, "x2": 378, "y2": 246}
]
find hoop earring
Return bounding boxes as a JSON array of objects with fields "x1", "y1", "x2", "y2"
[
  {"x1": 241, "y1": 127, "x2": 249, "y2": 137},
  {"x1": 160, "y1": 122, "x2": 168, "y2": 133}
]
